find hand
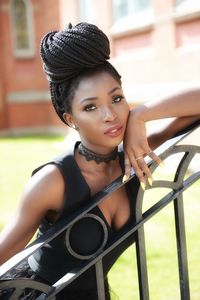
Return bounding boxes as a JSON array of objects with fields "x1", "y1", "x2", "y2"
[{"x1": 123, "y1": 107, "x2": 163, "y2": 189}]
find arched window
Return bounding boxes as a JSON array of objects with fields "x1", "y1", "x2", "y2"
[{"x1": 11, "y1": 0, "x2": 35, "y2": 58}]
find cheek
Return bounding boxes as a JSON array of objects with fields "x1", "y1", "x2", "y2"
[
  {"x1": 117, "y1": 103, "x2": 130, "y2": 121},
  {"x1": 78, "y1": 121, "x2": 99, "y2": 141},
  {"x1": 73, "y1": 113, "x2": 97, "y2": 133}
]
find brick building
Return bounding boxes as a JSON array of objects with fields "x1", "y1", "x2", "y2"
[{"x1": 0, "y1": 0, "x2": 200, "y2": 133}]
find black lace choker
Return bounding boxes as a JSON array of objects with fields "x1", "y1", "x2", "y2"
[{"x1": 78, "y1": 143, "x2": 118, "y2": 164}]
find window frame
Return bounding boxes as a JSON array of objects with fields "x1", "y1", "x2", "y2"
[
  {"x1": 111, "y1": 0, "x2": 153, "y2": 37},
  {"x1": 174, "y1": 0, "x2": 200, "y2": 23},
  {"x1": 10, "y1": 0, "x2": 35, "y2": 59},
  {"x1": 78, "y1": 0, "x2": 96, "y2": 24}
]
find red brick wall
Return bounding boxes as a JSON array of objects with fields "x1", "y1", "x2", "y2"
[
  {"x1": 0, "y1": 0, "x2": 63, "y2": 131},
  {"x1": 8, "y1": 102, "x2": 63, "y2": 128},
  {"x1": 176, "y1": 19, "x2": 200, "y2": 47},
  {"x1": 0, "y1": 0, "x2": 200, "y2": 131},
  {"x1": 113, "y1": 31, "x2": 152, "y2": 56}
]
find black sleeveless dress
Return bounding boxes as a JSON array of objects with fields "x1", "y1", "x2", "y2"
[{"x1": 0, "y1": 142, "x2": 140, "y2": 299}]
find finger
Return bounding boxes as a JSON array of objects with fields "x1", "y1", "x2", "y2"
[
  {"x1": 129, "y1": 158, "x2": 146, "y2": 190},
  {"x1": 136, "y1": 157, "x2": 153, "y2": 186},
  {"x1": 122, "y1": 154, "x2": 131, "y2": 183},
  {"x1": 148, "y1": 150, "x2": 164, "y2": 167}
]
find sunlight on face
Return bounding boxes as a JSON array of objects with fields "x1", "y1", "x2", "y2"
[{"x1": 69, "y1": 71, "x2": 130, "y2": 153}]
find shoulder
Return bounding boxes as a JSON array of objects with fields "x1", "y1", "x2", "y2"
[
  {"x1": 27, "y1": 145, "x2": 78, "y2": 212},
  {"x1": 32, "y1": 141, "x2": 79, "y2": 179},
  {"x1": 31, "y1": 163, "x2": 64, "y2": 190},
  {"x1": 22, "y1": 163, "x2": 65, "y2": 212}
]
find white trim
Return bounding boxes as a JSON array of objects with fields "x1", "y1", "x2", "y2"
[
  {"x1": 175, "y1": 43, "x2": 200, "y2": 54},
  {"x1": 10, "y1": 0, "x2": 35, "y2": 58},
  {"x1": 0, "y1": 126, "x2": 67, "y2": 137},
  {"x1": 174, "y1": 0, "x2": 200, "y2": 23},
  {"x1": 111, "y1": 9, "x2": 154, "y2": 37},
  {"x1": 174, "y1": 8, "x2": 200, "y2": 23},
  {"x1": 7, "y1": 90, "x2": 50, "y2": 103}
]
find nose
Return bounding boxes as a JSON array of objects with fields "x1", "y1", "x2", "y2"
[{"x1": 102, "y1": 106, "x2": 117, "y2": 122}]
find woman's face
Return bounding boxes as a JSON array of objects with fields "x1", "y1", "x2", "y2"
[{"x1": 64, "y1": 71, "x2": 130, "y2": 153}]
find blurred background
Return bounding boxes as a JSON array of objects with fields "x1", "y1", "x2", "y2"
[
  {"x1": 0, "y1": 1, "x2": 200, "y2": 299},
  {"x1": 0, "y1": 0, "x2": 200, "y2": 135}
]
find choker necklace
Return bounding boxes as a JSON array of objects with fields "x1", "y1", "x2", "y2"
[{"x1": 78, "y1": 143, "x2": 118, "y2": 164}]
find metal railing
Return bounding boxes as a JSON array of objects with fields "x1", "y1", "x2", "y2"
[{"x1": 0, "y1": 123, "x2": 199, "y2": 300}]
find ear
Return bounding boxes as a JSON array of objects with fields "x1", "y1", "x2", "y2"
[{"x1": 63, "y1": 112, "x2": 74, "y2": 128}]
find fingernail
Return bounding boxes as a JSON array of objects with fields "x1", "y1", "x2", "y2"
[
  {"x1": 148, "y1": 177, "x2": 153, "y2": 186},
  {"x1": 122, "y1": 174, "x2": 129, "y2": 183},
  {"x1": 159, "y1": 162, "x2": 165, "y2": 168},
  {"x1": 140, "y1": 182, "x2": 146, "y2": 191}
]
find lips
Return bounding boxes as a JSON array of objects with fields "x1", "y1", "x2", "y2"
[{"x1": 104, "y1": 125, "x2": 123, "y2": 137}]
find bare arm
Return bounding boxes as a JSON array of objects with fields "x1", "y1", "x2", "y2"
[
  {"x1": 0, "y1": 165, "x2": 64, "y2": 265},
  {"x1": 123, "y1": 88, "x2": 200, "y2": 186},
  {"x1": 148, "y1": 115, "x2": 200, "y2": 150},
  {"x1": 135, "y1": 88, "x2": 200, "y2": 121}
]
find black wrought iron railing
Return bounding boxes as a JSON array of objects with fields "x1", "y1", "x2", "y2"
[{"x1": 0, "y1": 123, "x2": 199, "y2": 300}]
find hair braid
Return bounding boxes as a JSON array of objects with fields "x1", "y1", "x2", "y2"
[{"x1": 40, "y1": 22, "x2": 121, "y2": 124}]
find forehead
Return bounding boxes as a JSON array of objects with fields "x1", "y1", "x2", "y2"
[{"x1": 74, "y1": 71, "x2": 120, "y2": 100}]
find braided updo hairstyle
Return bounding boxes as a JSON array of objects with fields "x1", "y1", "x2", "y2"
[{"x1": 40, "y1": 22, "x2": 121, "y2": 124}]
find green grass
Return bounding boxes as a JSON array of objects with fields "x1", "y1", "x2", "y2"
[
  {"x1": 0, "y1": 135, "x2": 64, "y2": 226},
  {"x1": 0, "y1": 136, "x2": 200, "y2": 299},
  {"x1": 109, "y1": 179, "x2": 200, "y2": 299}
]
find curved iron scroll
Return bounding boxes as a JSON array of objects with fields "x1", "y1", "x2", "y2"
[
  {"x1": 0, "y1": 279, "x2": 55, "y2": 300},
  {"x1": 134, "y1": 143, "x2": 200, "y2": 300}
]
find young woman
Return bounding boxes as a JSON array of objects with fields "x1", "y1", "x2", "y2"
[{"x1": 0, "y1": 22, "x2": 199, "y2": 299}]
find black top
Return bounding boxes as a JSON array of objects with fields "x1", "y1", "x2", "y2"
[{"x1": 28, "y1": 142, "x2": 139, "y2": 291}]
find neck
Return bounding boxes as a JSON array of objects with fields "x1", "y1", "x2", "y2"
[{"x1": 77, "y1": 142, "x2": 118, "y2": 165}]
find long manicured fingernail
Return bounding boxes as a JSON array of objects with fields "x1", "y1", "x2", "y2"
[
  {"x1": 122, "y1": 174, "x2": 129, "y2": 183},
  {"x1": 148, "y1": 177, "x2": 153, "y2": 186},
  {"x1": 159, "y1": 162, "x2": 165, "y2": 168},
  {"x1": 140, "y1": 182, "x2": 146, "y2": 191}
]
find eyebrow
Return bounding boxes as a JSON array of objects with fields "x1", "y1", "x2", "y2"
[{"x1": 80, "y1": 86, "x2": 122, "y2": 103}]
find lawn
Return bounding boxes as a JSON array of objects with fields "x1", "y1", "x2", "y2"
[{"x1": 0, "y1": 135, "x2": 199, "y2": 299}]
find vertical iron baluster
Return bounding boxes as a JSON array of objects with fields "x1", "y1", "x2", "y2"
[
  {"x1": 173, "y1": 151, "x2": 194, "y2": 300},
  {"x1": 135, "y1": 227, "x2": 150, "y2": 300},
  {"x1": 95, "y1": 260, "x2": 106, "y2": 300},
  {"x1": 174, "y1": 194, "x2": 190, "y2": 300}
]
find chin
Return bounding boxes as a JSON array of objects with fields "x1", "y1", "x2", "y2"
[{"x1": 106, "y1": 136, "x2": 123, "y2": 149}]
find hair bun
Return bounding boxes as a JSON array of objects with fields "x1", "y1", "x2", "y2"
[{"x1": 40, "y1": 22, "x2": 110, "y2": 83}]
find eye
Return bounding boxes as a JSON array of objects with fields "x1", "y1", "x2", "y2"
[
  {"x1": 84, "y1": 104, "x2": 96, "y2": 112},
  {"x1": 112, "y1": 95, "x2": 124, "y2": 103}
]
